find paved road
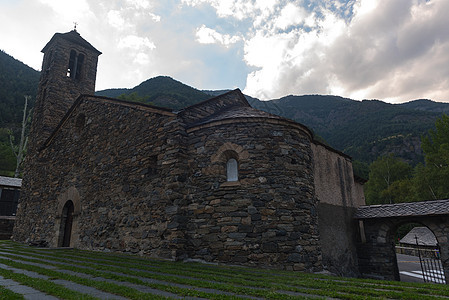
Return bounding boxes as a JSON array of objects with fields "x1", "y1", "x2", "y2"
[
  {"x1": 397, "y1": 253, "x2": 425, "y2": 283},
  {"x1": 397, "y1": 253, "x2": 446, "y2": 284}
]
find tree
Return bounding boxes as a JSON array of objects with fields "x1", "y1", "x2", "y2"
[
  {"x1": 118, "y1": 92, "x2": 147, "y2": 103},
  {"x1": 414, "y1": 114, "x2": 449, "y2": 200},
  {"x1": 0, "y1": 142, "x2": 15, "y2": 176},
  {"x1": 364, "y1": 154, "x2": 413, "y2": 204},
  {"x1": 382, "y1": 178, "x2": 417, "y2": 203},
  {"x1": 9, "y1": 95, "x2": 31, "y2": 178}
]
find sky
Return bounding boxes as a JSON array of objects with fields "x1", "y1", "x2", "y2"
[{"x1": 1, "y1": 0, "x2": 449, "y2": 103}]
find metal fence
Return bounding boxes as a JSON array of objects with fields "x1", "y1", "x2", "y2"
[
  {"x1": 396, "y1": 241, "x2": 446, "y2": 284},
  {"x1": 416, "y1": 246, "x2": 446, "y2": 284}
]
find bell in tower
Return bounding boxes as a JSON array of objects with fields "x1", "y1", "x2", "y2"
[{"x1": 29, "y1": 29, "x2": 102, "y2": 152}]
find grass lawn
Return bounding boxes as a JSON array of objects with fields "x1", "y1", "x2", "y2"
[{"x1": 0, "y1": 240, "x2": 447, "y2": 299}]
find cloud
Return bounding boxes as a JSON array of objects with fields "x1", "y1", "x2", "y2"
[
  {"x1": 325, "y1": 0, "x2": 449, "y2": 102},
  {"x1": 196, "y1": 25, "x2": 241, "y2": 46},
  {"x1": 273, "y1": 3, "x2": 308, "y2": 31},
  {"x1": 118, "y1": 35, "x2": 156, "y2": 50},
  {"x1": 2, "y1": 0, "x2": 449, "y2": 103},
  {"x1": 107, "y1": 10, "x2": 127, "y2": 29},
  {"x1": 240, "y1": 0, "x2": 449, "y2": 102},
  {"x1": 182, "y1": 0, "x2": 257, "y2": 20},
  {"x1": 38, "y1": 0, "x2": 91, "y2": 20}
]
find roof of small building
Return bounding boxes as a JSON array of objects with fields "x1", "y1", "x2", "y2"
[
  {"x1": 0, "y1": 176, "x2": 22, "y2": 188},
  {"x1": 354, "y1": 199, "x2": 449, "y2": 219},
  {"x1": 42, "y1": 30, "x2": 102, "y2": 55},
  {"x1": 399, "y1": 227, "x2": 438, "y2": 246},
  {"x1": 192, "y1": 105, "x2": 289, "y2": 126},
  {"x1": 181, "y1": 89, "x2": 314, "y2": 138}
]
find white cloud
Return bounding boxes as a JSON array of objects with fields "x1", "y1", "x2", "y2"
[
  {"x1": 240, "y1": 0, "x2": 449, "y2": 102},
  {"x1": 149, "y1": 12, "x2": 161, "y2": 22},
  {"x1": 107, "y1": 10, "x2": 126, "y2": 29},
  {"x1": 181, "y1": 0, "x2": 276, "y2": 21},
  {"x1": 126, "y1": 0, "x2": 152, "y2": 9},
  {"x1": 353, "y1": 0, "x2": 379, "y2": 17},
  {"x1": 274, "y1": 3, "x2": 307, "y2": 30},
  {"x1": 133, "y1": 52, "x2": 152, "y2": 65},
  {"x1": 2, "y1": 0, "x2": 449, "y2": 103},
  {"x1": 118, "y1": 35, "x2": 156, "y2": 50},
  {"x1": 38, "y1": 0, "x2": 91, "y2": 19},
  {"x1": 322, "y1": 0, "x2": 449, "y2": 102},
  {"x1": 196, "y1": 25, "x2": 241, "y2": 46}
]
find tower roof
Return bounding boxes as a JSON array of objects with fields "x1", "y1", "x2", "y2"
[{"x1": 42, "y1": 30, "x2": 102, "y2": 55}]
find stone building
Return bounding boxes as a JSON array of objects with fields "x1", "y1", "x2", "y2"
[{"x1": 13, "y1": 30, "x2": 365, "y2": 275}]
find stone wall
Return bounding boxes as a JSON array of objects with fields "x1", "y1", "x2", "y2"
[
  {"x1": 183, "y1": 119, "x2": 322, "y2": 271},
  {"x1": 15, "y1": 87, "x2": 377, "y2": 273},
  {"x1": 312, "y1": 142, "x2": 364, "y2": 207},
  {"x1": 317, "y1": 203, "x2": 359, "y2": 276},
  {"x1": 14, "y1": 96, "x2": 188, "y2": 259},
  {"x1": 14, "y1": 96, "x2": 325, "y2": 271},
  {"x1": 30, "y1": 31, "x2": 100, "y2": 152},
  {"x1": 312, "y1": 142, "x2": 364, "y2": 276}
]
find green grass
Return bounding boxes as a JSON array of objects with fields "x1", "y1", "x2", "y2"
[
  {"x1": 0, "y1": 285, "x2": 23, "y2": 300},
  {"x1": 0, "y1": 240, "x2": 447, "y2": 299},
  {"x1": 0, "y1": 267, "x2": 97, "y2": 300}
]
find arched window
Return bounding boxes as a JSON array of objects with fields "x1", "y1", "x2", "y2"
[
  {"x1": 67, "y1": 50, "x2": 76, "y2": 78},
  {"x1": 67, "y1": 50, "x2": 84, "y2": 79},
  {"x1": 75, "y1": 53, "x2": 84, "y2": 79},
  {"x1": 226, "y1": 158, "x2": 238, "y2": 182}
]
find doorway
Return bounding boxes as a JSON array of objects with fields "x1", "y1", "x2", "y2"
[{"x1": 59, "y1": 200, "x2": 74, "y2": 247}]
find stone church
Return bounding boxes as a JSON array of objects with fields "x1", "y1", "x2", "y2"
[{"x1": 13, "y1": 30, "x2": 365, "y2": 276}]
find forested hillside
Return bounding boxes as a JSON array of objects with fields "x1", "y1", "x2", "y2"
[
  {"x1": 246, "y1": 95, "x2": 443, "y2": 165},
  {"x1": 0, "y1": 50, "x2": 39, "y2": 176},
  {"x1": 0, "y1": 51, "x2": 39, "y2": 126},
  {"x1": 96, "y1": 76, "x2": 210, "y2": 109}
]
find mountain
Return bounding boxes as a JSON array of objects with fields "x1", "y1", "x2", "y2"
[
  {"x1": 0, "y1": 50, "x2": 39, "y2": 127},
  {"x1": 399, "y1": 99, "x2": 449, "y2": 113},
  {"x1": 246, "y1": 95, "x2": 442, "y2": 164},
  {"x1": 0, "y1": 50, "x2": 40, "y2": 176},
  {"x1": 96, "y1": 76, "x2": 210, "y2": 109}
]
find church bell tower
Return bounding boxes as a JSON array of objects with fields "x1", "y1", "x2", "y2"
[{"x1": 29, "y1": 29, "x2": 102, "y2": 152}]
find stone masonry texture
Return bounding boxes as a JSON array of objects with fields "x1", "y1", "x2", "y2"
[{"x1": 13, "y1": 30, "x2": 366, "y2": 275}]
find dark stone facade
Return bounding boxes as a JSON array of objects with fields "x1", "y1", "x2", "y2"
[
  {"x1": 14, "y1": 92, "x2": 324, "y2": 271},
  {"x1": 184, "y1": 117, "x2": 320, "y2": 270},
  {"x1": 13, "y1": 30, "x2": 365, "y2": 274},
  {"x1": 29, "y1": 30, "x2": 101, "y2": 152}
]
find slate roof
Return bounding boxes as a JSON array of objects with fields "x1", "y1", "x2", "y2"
[
  {"x1": 399, "y1": 227, "x2": 438, "y2": 246},
  {"x1": 354, "y1": 199, "x2": 449, "y2": 219},
  {"x1": 193, "y1": 106, "x2": 287, "y2": 126},
  {"x1": 0, "y1": 176, "x2": 22, "y2": 188},
  {"x1": 42, "y1": 30, "x2": 102, "y2": 55}
]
